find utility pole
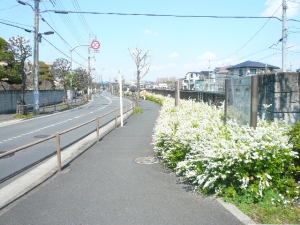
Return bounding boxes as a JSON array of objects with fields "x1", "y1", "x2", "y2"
[
  {"x1": 88, "y1": 32, "x2": 91, "y2": 97},
  {"x1": 282, "y1": 0, "x2": 287, "y2": 72},
  {"x1": 33, "y1": 0, "x2": 40, "y2": 113}
]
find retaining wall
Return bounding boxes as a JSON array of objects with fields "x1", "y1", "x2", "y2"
[{"x1": 0, "y1": 90, "x2": 65, "y2": 114}]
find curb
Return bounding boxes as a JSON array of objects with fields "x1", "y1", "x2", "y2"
[{"x1": 0, "y1": 109, "x2": 133, "y2": 211}]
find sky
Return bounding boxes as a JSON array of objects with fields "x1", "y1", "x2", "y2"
[{"x1": 1, "y1": 0, "x2": 300, "y2": 83}]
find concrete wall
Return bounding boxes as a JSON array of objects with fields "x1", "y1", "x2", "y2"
[
  {"x1": 258, "y1": 72, "x2": 300, "y2": 124},
  {"x1": 0, "y1": 90, "x2": 65, "y2": 114}
]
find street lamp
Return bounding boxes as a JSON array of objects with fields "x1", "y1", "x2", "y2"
[
  {"x1": 70, "y1": 44, "x2": 90, "y2": 102},
  {"x1": 18, "y1": 0, "x2": 54, "y2": 113}
]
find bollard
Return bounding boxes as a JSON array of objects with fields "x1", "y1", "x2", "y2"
[
  {"x1": 115, "y1": 109, "x2": 118, "y2": 128},
  {"x1": 56, "y1": 132, "x2": 62, "y2": 172},
  {"x1": 96, "y1": 117, "x2": 100, "y2": 142}
]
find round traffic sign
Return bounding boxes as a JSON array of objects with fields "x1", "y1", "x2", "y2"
[{"x1": 91, "y1": 40, "x2": 100, "y2": 50}]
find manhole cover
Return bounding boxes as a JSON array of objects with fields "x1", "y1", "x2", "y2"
[
  {"x1": 134, "y1": 156, "x2": 158, "y2": 164},
  {"x1": 34, "y1": 135, "x2": 51, "y2": 139},
  {"x1": 0, "y1": 151, "x2": 14, "y2": 159}
]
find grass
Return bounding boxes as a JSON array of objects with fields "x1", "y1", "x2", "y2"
[
  {"x1": 13, "y1": 112, "x2": 36, "y2": 119},
  {"x1": 236, "y1": 201, "x2": 300, "y2": 224},
  {"x1": 134, "y1": 107, "x2": 144, "y2": 114}
]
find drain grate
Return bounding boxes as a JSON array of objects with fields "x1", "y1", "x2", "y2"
[
  {"x1": 134, "y1": 156, "x2": 158, "y2": 164},
  {"x1": 34, "y1": 135, "x2": 51, "y2": 139},
  {"x1": 0, "y1": 151, "x2": 14, "y2": 159}
]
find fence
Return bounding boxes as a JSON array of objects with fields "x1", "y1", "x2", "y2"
[
  {"x1": 0, "y1": 102, "x2": 135, "y2": 184},
  {"x1": 147, "y1": 89, "x2": 225, "y2": 106},
  {"x1": 148, "y1": 72, "x2": 300, "y2": 126}
]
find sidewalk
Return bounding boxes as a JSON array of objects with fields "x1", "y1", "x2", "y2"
[{"x1": 0, "y1": 100, "x2": 253, "y2": 225}]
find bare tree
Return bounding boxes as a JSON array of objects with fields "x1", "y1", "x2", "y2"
[
  {"x1": 52, "y1": 58, "x2": 70, "y2": 100},
  {"x1": 129, "y1": 47, "x2": 151, "y2": 105},
  {"x1": 7, "y1": 36, "x2": 32, "y2": 113}
]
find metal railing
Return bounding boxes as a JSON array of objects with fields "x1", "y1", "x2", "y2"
[{"x1": 0, "y1": 102, "x2": 135, "y2": 184}]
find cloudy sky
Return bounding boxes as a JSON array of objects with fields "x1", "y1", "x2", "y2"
[{"x1": 1, "y1": 0, "x2": 300, "y2": 82}]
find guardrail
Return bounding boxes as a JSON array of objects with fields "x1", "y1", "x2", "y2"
[
  {"x1": 0, "y1": 102, "x2": 135, "y2": 184},
  {"x1": 15, "y1": 95, "x2": 89, "y2": 116}
]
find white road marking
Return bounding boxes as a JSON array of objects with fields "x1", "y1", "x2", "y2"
[{"x1": 0, "y1": 94, "x2": 115, "y2": 144}]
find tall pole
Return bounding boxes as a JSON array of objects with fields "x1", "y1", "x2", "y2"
[
  {"x1": 88, "y1": 32, "x2": 91, "y2": 97},
  {"x1": 119, "y1": 69, "x2": 123, "y2": 127},
  {"x1": 70, "y1": 50, "x2": 73, "y2": 103},
  {"x1": 282, "y1": 0, "x2": 287, "y2": 72},
  {"x1": 33, "y1": 0, "x2": 40, "y2": 113}
]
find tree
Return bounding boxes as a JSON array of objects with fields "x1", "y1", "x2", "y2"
[
  {"x1": 7, "y1": 36, "x2": 32, "y2": 112},
  {"x1": 73, "y1": 67, "x2": 89, "y2": 96},
  {"x1": 0, "y1": 37, "x2": 22, "y2": 90},
  {"x1": 52, "y1": 58, "x2": 70, "y2": 99},
  {"x1": 129, "y1": 47, "x2": 151, "y2": 105},
  {"x1": 39, "y1": 61, "x2": 55, "y2": 90}
]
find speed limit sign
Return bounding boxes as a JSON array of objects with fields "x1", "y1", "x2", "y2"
[{"x1": 91, "y1": 40, "x2": 100, "y2": 50}]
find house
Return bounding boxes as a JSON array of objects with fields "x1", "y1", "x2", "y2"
[
  {"x1": 182, "y1": 71, "x2": 213, "y2": 90},
  {"x1": 227, "y1": 60, "x2": 280, "y2": 77}
]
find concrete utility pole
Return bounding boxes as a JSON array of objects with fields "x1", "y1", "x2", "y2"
[
  {"x1": 33, "y1": 0, "x2": 40, "y2": 113},
  {"x1": 18, "y1": 0, "x2": 54, "y2": 113},
  {"x1": 119, "y1": 69, "x2": 123, "y2": 127},
  {"x1": 88, "y1": 32, "x2": 91, "y2": 97},
  {"x1": 282, "y1": 0, "x2": 287, "y2": 72}
]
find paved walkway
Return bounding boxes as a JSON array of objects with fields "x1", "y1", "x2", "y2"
[{"x1": 0, "y1": 100, "x2": 253, "y2": 225}]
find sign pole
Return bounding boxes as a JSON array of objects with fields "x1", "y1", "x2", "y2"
[{"x1": 119, "y1": 69, "x2": 123, "y2": 127}]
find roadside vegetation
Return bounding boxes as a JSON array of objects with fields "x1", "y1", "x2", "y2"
[{"x1": 147, "y1": 93, "x2": 300, "y2": 224}]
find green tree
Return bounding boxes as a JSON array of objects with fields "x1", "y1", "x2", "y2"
[
  {"x1": 52, "y1": 58, "x2": 70, "y2": 99},
  {"x1": 0, "y1": 37, "x2": 21, "y2": 90},
  {"x1": 7, "y1": 36, "x2": 32, "y2": 113},
  {"x1": 39, "y1": 61, "x2": 55, "y2": 90}
]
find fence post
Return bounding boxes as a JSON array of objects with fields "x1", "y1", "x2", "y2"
[
  {"x1": 250, "y1": 75, "x2": 258, "y2": 129},
  {"x1": 115, "y1": 109, "x2": 118, "y2": 128},
  {"x1": 224, "y1": 79, "x2": 228, "y2": 123},
  {"x1": 96, "y1": 117, "x2": 100, "y2": 142},
  {"x1": 56, "y1": 132, "x2": 62, "y2": 172},
  {"x1": 126, "y1": 105, "x2": 128, "y2": 119}
]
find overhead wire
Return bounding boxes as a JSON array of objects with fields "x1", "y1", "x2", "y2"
[
  {"x1": 39, "y1": 15, "x2": 88, "y2": 62},
  {"x1": 42, "y1": 10, "x2": 283, "y2": 21},
  {"x1": 215, "y1": 3, "x2": 282, "y2": 64},
  {"x1": 42, "y1": 36, "x2": 88, "y2": 68},
  {"x1": 0, "y1": 18, "x2": 33, "y2": 28},
  {"x1": 52, "y1": 0, "x2": 86, "y2": 44},
  {"x1": 0, "y1": 20, "x2": 34, "y2": 33}
]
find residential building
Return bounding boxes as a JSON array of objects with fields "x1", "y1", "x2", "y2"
[{"x1": 227, "y1": 60, "x2": 280, "y2": 77}]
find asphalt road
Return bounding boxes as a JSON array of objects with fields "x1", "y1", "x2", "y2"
[
  {"x1": 0, "y1": 100, "x2": 253, "y2": 225},
  {"x1": 0, "y1": 92, "x2": 132, "y2": 187}
]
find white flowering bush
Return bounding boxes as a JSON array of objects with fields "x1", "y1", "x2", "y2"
[{"x1": 152, "y1": 96, "x2": 299, "y2": 205}]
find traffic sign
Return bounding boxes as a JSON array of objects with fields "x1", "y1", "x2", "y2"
[{"x1": 91, "y1": 40, "x2": 100, "y2": 50}]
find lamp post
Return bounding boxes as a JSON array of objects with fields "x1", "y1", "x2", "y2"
[
  {"x1": 70, "y1": 44, "x2": 90, "y2": 101},
  {"x1": 18, "y1": 0, "x2": 54, "y2": 114}
]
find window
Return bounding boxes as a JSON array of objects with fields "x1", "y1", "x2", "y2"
[
  {"x1": 190, "y1": 73, "x2": 193, "y2": 78},
  {"x1": 250, "y1": 69, "x2": 256, "y2": 74},
  {"x1": 239, "y1": 69, "x2": 242, "y2": 76}
]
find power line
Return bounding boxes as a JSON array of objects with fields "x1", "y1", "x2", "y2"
[
  {"x1": 216, "y1": 3, "x2": 282, "y2": 63},
  {"x1": 40, "y1": 15, "x2": 88, "y2": 63},
  {"x1": 52, "y1": 0, "x2": 86, "y2": 44},
  {"x1": 255, "y1": 53, "x2": 279, "y2": 62},
  {"x1": 0, "y1": 18, "x2": 33, "y2": 28},
  {"x1": 42, "y1": 36, "x2": 88, "y2": 68},
  {"x1": 41, "y1": 10, "x2": 283, "y2": 21},
  {"x1": 0, "y1": 20, "x2": 34, "y2": 33}
]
